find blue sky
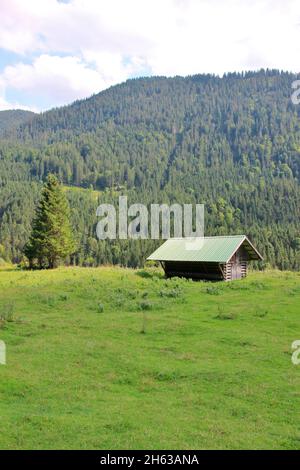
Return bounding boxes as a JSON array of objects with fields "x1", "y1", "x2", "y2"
[{"x1": 0, "y1": 0, "x2": 299, "y2": 112}]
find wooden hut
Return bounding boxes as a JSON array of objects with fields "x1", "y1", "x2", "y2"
[{"x1": 147, "y1": 235, "x2": 263, "y2": 281}]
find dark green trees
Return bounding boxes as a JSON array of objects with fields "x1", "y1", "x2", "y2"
[{"x1": 24, "y1": 175, "x2": 76, "y2": 269}]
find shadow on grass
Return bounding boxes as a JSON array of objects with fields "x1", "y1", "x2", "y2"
[{"x1": 136, "y1": 269, "x2": 164, "y2": 280}]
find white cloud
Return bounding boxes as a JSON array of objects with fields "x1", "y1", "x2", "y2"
[
  {"x1": 2, "y1": 55, "x2": 105, "y2": 105},
  {"x1": 0, "y1": 76, "x2": 37, "y2": 111},
  {"x1": 0, "y1": 96, "x2": 39, "y2": 113},
  {"x1": 0, "y1": 96, "x2": 37, "y2": 112},
  {"x1": 0, "y1": 0, "x2": 300, "y2": 110},
  {"x1": 82, "y1": 51, "x2": 141, "y2": 86},
  {"x1": 0, "y1": 52, "x2": 146, "y2": 110}
]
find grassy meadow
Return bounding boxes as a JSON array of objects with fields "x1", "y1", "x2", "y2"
[{"x1": 0, "y1": 266, "x2": 299, "y2": 450}]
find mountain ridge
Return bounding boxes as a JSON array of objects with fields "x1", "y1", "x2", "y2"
[
  {"x1": 0, "y1": 70, "x2": 299, "y2": 269},
  {"x1": 0, "y1": 109, "x2": 36, "y2": 136}
]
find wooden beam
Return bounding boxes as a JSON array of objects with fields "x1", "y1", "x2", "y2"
[{"x1": 160, "y1": 261, "x2": 166, "y2": 274}]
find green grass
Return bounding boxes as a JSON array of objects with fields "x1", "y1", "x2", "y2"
[
  {"x1": 0, "y1": 267, "x2": 299, "y2": 450},
  {"x1": 62, "y1": 184, "x2": 125, "y2": 200},
  {"x1": 62, "y1": 184, "x2": 102, "y2": 201}
]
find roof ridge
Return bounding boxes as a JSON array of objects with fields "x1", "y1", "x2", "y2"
[{"x1": 165, "y1": 235, "x2": 246, "y2": 240}]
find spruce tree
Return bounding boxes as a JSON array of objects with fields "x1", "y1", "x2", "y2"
[{"x1": 24, "y1": 174, "x2": 76, "y2": 269}]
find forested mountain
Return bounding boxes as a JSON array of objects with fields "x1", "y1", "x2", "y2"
[
  {"x1": 0, "y1": 109, "x2": 36, "y2": 135},
  {"x1": 0, "y1": 70, "x2": 299, "y2": 269}
]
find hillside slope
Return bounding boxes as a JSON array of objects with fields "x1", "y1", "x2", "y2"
[
  {"x1": 0, "y1": 70, "x2": 299, "y2": 268},
  {"x1": 0, "y1": 110, "x2": 36, "y2": 135}
]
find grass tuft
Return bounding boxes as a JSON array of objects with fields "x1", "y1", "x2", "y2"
[{"x1": 0, "y1": 303, "x2": 15, "y2": 328}]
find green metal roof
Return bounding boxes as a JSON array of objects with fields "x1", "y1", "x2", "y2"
[{"x1": 147, "y1": 235, "x2": 262, "y2": 263}]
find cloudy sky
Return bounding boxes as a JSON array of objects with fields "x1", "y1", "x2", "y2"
[{"x1": 0, "y1": 0, "x2": 300, "y2": 112}]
